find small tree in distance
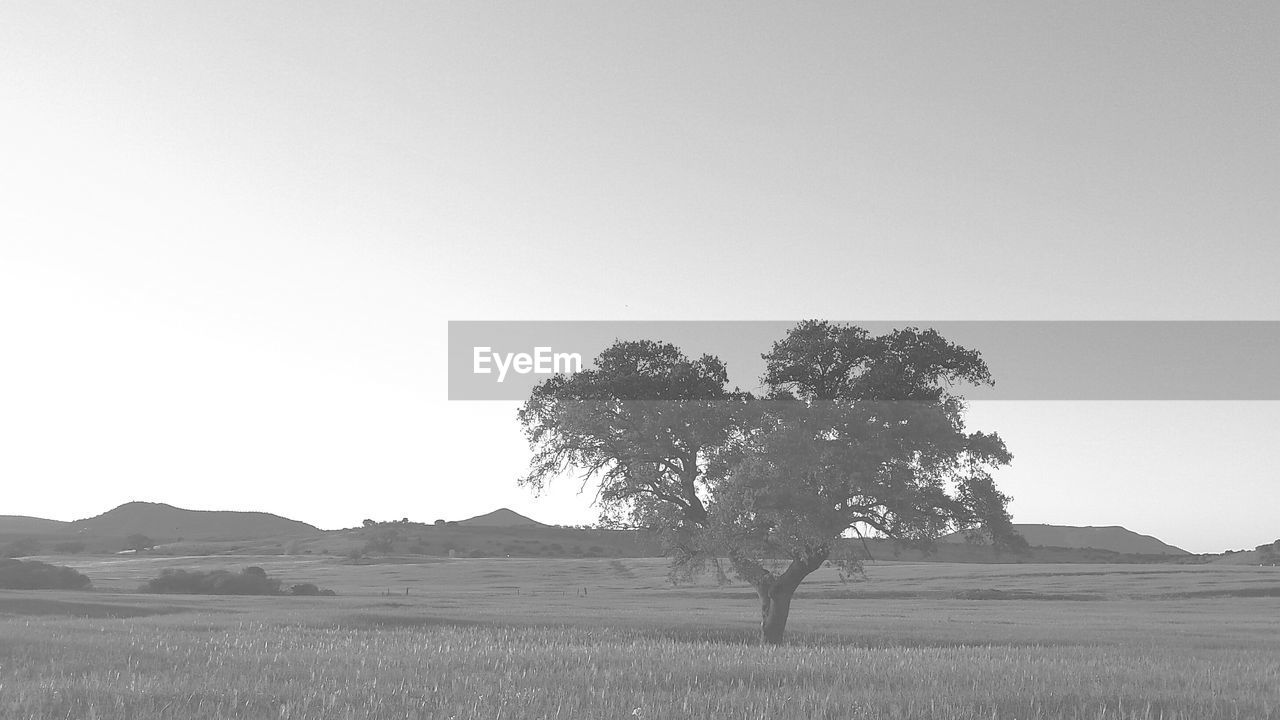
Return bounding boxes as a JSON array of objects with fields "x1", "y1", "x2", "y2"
[
  {"x1": 125, "y1": 534, "x2": 155, "y2": 552},
  {"x1": 519, "y1": 321, "x2": 1023, "y2": 644}
]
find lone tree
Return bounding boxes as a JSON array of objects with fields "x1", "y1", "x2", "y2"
[
  {"x1": 519, "y1": 321, "x2": 1022, "y2": 644},
  {"x1": 125, "y1": 534, "x2": 155, "y2": 552}
]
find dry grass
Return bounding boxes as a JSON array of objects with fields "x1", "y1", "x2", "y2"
[{"x1": 1, "y1": 558, "x2": 1277, "y2": 719}]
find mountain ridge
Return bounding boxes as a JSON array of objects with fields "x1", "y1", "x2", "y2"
[
  {"x1": 0, "y1": 516, "x2": 73, "y2": 536},
  {"x1": 458, "y1": 508, "x2": 545, "y2": 527},
  {"x1": 1, "y1": 504, "x2": 1213, "y2": 558},
  {"x1": 941, "y1": 523, "x2": 1190, "y2": 555},
  {"x1": 69, "y1": 501, "x2": 321, "y2": 540}
]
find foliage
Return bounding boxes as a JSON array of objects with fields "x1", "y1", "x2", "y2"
[
  {"x1": 0, "y1": 559, "x2": 92, "y2": 590},
  {"x1": 1258, "y1": 540, "x2": 1280, "y2": 566},
  {"x1": 519, "y1": 322, "x2": 1023, "y2": 642},
  {"x1": 126, "y1": 534, "x2": 155, "y2": 552},
  {"x1": 363, "y1": 528, "x2": 399, "y2": 554},
  {"x1": 288, "y1": 583, "x2": 337, "y2": 596},
  {"x1": 140, "y1": 567, "x2": 285, "y2": 595},
  {"x1": 138, "y1": 565, "x2": 336, "y2": 596}
]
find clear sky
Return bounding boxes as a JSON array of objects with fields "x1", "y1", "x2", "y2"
[{"x1": 1, "y1": 2, "x2": 1276, "y2": 553}]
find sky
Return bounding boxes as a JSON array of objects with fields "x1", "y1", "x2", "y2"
[{"x1": 1, "y1": 2, "x2": 1276, "y2": 553}]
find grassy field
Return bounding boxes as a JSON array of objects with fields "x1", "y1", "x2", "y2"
[{"x1": 1, "y1": 557, "x2": 1278, "y2": 719}]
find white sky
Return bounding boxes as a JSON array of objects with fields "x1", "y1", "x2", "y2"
[{"x1": 1, "y1": 2, "x2": 1276, "y2": 553}]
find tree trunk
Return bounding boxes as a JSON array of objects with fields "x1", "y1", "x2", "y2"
[
  {"x1": 739, "y1": 547, "x2": 830, "y2": 646},
  {"x1": 757, "y1": 582, "x2": 795, "y2": 645}
]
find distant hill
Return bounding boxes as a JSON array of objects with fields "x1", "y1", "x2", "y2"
[
  {"x1": 940, "y1": 524, "x2": 1189, "y2": 555},
  {"x1": 71, "y1": 502, "x2": 320, "y2": 541},
  {"x1": 0, "y1": 516, "x2": 73, "y2": 536},
  {"x1": 458, "y1": 508, "x2": 545, "y2": 528},
  {"x1": 1211, "y1": 550, "x2": 1261, "y2": 565}
]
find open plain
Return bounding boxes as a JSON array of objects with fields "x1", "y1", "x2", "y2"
[{"x1": 1, "y1": 556, "x2": 1277, "y2": 719}]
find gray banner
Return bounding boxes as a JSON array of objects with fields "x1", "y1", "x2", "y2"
[{"x1": 448, "y1": 321, "x2": 1280, "y2": 401}]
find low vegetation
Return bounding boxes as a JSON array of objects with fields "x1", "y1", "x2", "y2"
[
  {"x1": 2, "y1": 537, "x2": 42, "y2": 558},
  {"x1": 0, "y1": 558, "x2": 92, "y2": 590},
  {"x1": 139, "y1": 566, "x2": 334, "y2": 596}
]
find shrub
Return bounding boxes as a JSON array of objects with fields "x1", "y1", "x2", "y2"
[
  {"x1": 125, "y1": 534, "x2": 155, "y2": 552},
  {"x1": 0, "y1": 559, "x2": 92, "y2": 590},
  {"x1": 139, "y1": 567, "x2": 336, "y2": 596},
  {"x1": 140, "y1": 567, "x2": 282, "y2": 595},
  {"x1": 288, "y1": 583, "x2": 336, "y2": 596}
]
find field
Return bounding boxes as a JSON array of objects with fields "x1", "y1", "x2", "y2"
[{"x1": 2, "y1": 556, "x2": 1278, "y2": 719}]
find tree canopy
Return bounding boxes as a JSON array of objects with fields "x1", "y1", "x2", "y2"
[{"x1": 518, "y1": 321, "x2": 1022, "y2": 643}]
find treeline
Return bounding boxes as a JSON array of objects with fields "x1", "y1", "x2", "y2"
[{"x1": 1258, "y1": 540, "x2": 1280, "y2": 567}]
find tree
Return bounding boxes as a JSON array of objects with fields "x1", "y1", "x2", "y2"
[
  {"x1": 519, "y1": 322, "x2": 1022, "y2": 644},
  {"x1": 140, "y1": 567, "x2": 283, "y2": 595},
  {"x1": 125, "y1": 534, "x2": 155, "y2": 552}
]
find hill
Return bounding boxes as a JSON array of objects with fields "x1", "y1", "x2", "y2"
[
  {"x1": 940, "y1": 524, "x2": 1189, "y2": 555},
  {"x1": 72, "y1": 502, "x2": 321, "y2": 541},
  {"x1": 458, "y1": 508, "x2": 545, "y2": 527},
  {"x1": 0, "y1": 516, "x2": 73, "y2": 536}
]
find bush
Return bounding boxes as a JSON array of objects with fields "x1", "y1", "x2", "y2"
[
  {"x1": 288, "y1": 583, "x2": 336, "y2": 596},
  {"x1": 140, "y1": 567, "x2": 282, "y2": 595},
  {"x1": 0, "y1": 559, "x2": 92, "y2": 590},
  {"x1": 126, "y1": 534, "x2": 155, "y2": 552},
  {"x1": 140, "y1": 567, "x2": 336, "y2": 596}
]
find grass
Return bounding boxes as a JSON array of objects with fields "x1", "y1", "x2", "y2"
[{"x1": 1, "y1": 557, "x2": 1278, "y2": 719}]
